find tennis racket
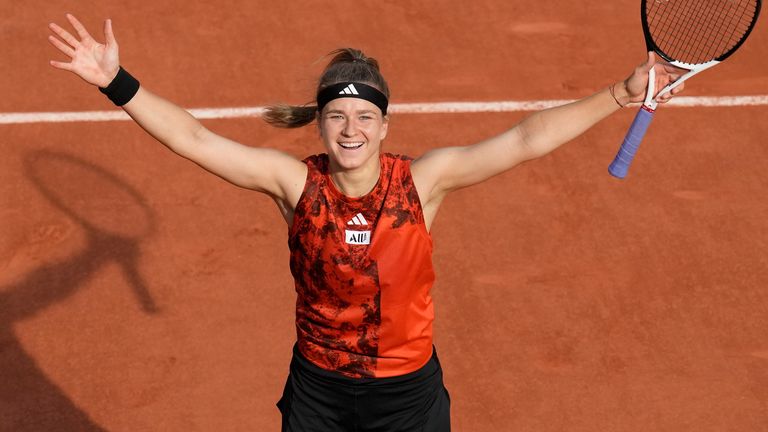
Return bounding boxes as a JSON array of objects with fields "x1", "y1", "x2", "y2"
[{"x1": 609, "y1": 0, "x2": 761, "y2": 179}]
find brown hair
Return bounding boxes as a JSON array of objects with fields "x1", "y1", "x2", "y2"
[{"x1": 262, "y1": 48, "x2": 390, "y2": 128}]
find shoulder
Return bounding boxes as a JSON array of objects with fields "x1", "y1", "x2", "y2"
[
  {"x1": 302, "y1": 153, "x2": 330, "y2": 176},
  {"x1": 382, "y1": 152, "x2": 413, "y2": 162},
  {"x1": 303, "y1": 153, "x2": 328, "y2": 167},
  {"x1": 409, "y1": 147, "x2": 452, "y2": 186},
  {"x1": 382, "y1": 152, "x2": 414, "y2": 170},
  {"x1": 381, "y1": 153, "x2": 415, "y2": 180}
]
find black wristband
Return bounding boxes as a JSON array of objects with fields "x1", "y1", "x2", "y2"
[{"x1": 99, "y1": 67, "x2": 140, "y2": 106}]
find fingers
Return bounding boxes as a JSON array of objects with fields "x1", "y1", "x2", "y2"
[
  {"x1": 656, "y1": 91, "x2": 671, "y2": 103},
  {"x1": 49, "y1": 60, "x2": 74, "y2": 71},
  {"x1": 66, "y1": 13, "x2": 93, "y2": 42},
  {"x1": 654, "y1": 76, "x2": 686, "y2": 104},
  {"x1": 657, "y1": 92, "x2": 676, "y2": 103},
  {"x1": 48, "y1": 22, "x2": 81, "y2": 48},
  {"x1": 48, "y1": 14, "x2": 100, "y2": 50},
  {"x1": 47, "y1": 19, "x2": 80, "y2": 71},
  {"x1": 104, "y1": 19, "x2": 117, "y2": 47},
  {"x1": 48, "y1": 34, "x2": 75, "y2": 57},
  {"x1": 638, "y1": 51, "x2": 655, "y2": 73},
  {"x1": 646, "y1": 51, "x2": 656, "y2": 69}
]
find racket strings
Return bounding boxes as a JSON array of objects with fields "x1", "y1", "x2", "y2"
[
  {"x1": 690, "y1": 0, "x2": 731, "y2": 57},
  {"x1": 654, "y1": 0, "x2": 736, "y2": 62},
  {"x1": 680, "y1": 0, "x2": 732, "y2": 62},
  {"x1": 693, "y1": 0, "x2": 751, "y2": 60},
  {"x1": 648, "y1": 0, "x2": 758, "y2": 64}
]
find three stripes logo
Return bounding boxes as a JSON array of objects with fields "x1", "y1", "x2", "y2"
[
  {"x1": 339, "y1": 84, "x2": 359, "y2": 95},
  {"x1": 345, "y1": 212, "x2": 371, "y2": 245},
  {"x1": 347, "y1": 213, "x2": 368, "y2": 226}
]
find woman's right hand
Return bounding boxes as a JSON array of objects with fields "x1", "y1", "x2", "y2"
[{"x1": 49, "y1": 14, "x2": 120, "y2": 88}]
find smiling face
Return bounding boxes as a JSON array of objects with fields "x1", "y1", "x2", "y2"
[{"x1": 318, "y1": 97, "x2": 389, "y2": 174}]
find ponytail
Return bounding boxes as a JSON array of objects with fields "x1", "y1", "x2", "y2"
[
  {"x1": 262, "y1": 104, "x2": 317, "y2": 129},
  {"x1": 263, "y1": 48, "x2": 390, "y2": 128}
]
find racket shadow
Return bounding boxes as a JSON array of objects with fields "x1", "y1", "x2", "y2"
[
  {"x1": 0, "y1": 150, "x2": 160, "y2": 431},
  {"x1": 24, "y1": 150, "x2": 159, "y2": 314}
]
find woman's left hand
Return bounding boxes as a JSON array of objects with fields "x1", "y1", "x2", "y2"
[{"x1": 618, "y1": 51, "x2": 687, "y2": 105}]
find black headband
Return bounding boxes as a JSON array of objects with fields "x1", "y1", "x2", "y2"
[{"x1": 317, "y1": 82, "x2": 389, "y2": 115}]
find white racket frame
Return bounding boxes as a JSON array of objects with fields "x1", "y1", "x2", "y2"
[{"x1": 645, "y1": 59, "x2": 720, "y2": 110}]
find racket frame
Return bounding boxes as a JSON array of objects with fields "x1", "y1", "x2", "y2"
[
  {"x1": 639, "y1": 0, "x2": 761, "y2": 108},
  {"x1": 643, "y1": 60, "x2": 719, "y2": 111},
  {"x1": 641, "y1": 0, "x2": 762, "y2": 65},
  {"x1": 609, "y1": 0, "x2": 762, "y2": 178}
]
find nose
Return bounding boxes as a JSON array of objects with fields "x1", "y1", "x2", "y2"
[{"x1": 342, "y1": 118, "x2": 358, "y2": 137}]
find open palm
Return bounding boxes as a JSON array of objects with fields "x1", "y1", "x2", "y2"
[{"x1": 49, "y1": 14, "x2": 120, "y2": 88}]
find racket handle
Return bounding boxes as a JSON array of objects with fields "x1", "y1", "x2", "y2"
[{"x1": 609, "y1": 106, "x2": 655, "y2": 179}]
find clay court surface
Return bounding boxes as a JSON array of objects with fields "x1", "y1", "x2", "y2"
[{"x1": 2, "y1": 1, "x2": 768, "y2": 431}]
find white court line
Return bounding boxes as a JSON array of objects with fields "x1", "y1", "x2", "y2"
[{"x1": 1, "y1": 95, "x2": 767, "y2": 125}]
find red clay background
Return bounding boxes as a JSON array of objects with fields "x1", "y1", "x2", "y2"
[{"x1": 2, "y1": 1, "x2": 768, "y2": 431}]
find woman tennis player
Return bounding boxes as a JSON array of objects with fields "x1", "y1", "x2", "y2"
[{"x1": 49, "y1": 14, "x2": 684, "y2": 432}]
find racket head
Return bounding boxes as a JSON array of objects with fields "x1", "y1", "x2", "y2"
[{"x1": 641, "y1": 0, "x2": 762, "y2": 66}]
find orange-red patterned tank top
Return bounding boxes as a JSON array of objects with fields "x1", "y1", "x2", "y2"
[{"x1": 288, "y1": 152, "x2": 435, "y2": 378}]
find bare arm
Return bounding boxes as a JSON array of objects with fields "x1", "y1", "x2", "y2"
[
  {"x1": 412, "y1": 52, "x2": 685, "y2": 208},
  {"x1": 48, "y1": 14, "x2": 305, "y2": 203},
  {"x1": 120, "y1": 87, "x2": 305, "y2": 197}
]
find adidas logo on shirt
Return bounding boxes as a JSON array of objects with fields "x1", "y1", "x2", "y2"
[
  {"x1": 347, "y1": 213, "x2": 368, "y2": 226},
  {"x1": 345, "y1": 213, "x2": 370, "y2": 245},
  {"x1": 339, "y1": 84, "x2": 359, "y2": 95}
]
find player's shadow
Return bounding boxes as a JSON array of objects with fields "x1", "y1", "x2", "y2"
[{"x1": 0, "y1": 150, "x2": 159, "y2": 431}]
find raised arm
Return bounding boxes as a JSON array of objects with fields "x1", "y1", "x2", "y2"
[
  {"x1": 412, "y1": 52, "x2": 684, "y2": 215},
  {"x1": 48, "y1": 15, "x2": 306, "y2": 211}
]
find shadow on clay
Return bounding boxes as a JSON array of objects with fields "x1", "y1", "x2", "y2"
[{"x1": 0, "y1": 150, "x2": 158, "y2": 431}]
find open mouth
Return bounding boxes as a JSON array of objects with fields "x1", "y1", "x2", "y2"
[{"x1": 338, "y1": 142, "x2": 364, "y2": 150}]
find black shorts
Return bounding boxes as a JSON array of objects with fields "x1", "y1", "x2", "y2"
[{"x1": 277, "y1": 344, "x2": 451, "y2": 432}]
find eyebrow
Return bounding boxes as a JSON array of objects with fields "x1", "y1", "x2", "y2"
[{"x1": 324, "y1": 109, "x2": 378, "y2": 116}]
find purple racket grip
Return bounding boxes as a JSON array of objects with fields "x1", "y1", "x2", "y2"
[{"x1": 609, "y1": 106, "x2": 655, "y2": 179}]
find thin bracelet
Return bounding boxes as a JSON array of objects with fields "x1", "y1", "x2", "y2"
[{"x1": 608, "y1": 82, "x2": 626, "y2": 108}]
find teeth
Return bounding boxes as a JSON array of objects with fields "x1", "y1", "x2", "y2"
[{"x1": 339, "y1": 142, "x2": 364, "y2": 149}]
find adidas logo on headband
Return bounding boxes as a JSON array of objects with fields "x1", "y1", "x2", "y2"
[
  {"x1": 317, "y1": 82, "x2": 389, "y2": 115},
  {"x1": 339, "y1": 84, "x2": 359, "y2": 95}
]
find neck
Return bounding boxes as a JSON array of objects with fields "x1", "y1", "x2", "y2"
[{"x1": 329, "y1": 156, "x2": 381, "y2": 198}]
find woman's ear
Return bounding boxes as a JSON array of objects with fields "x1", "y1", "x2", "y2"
[{"x1": 380, "y1": 114, "x2": 390, "y2": 140}]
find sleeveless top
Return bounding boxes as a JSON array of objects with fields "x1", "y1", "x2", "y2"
[{"x1": 288, "y1": 152, "x2": 436, "y2": 378}]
